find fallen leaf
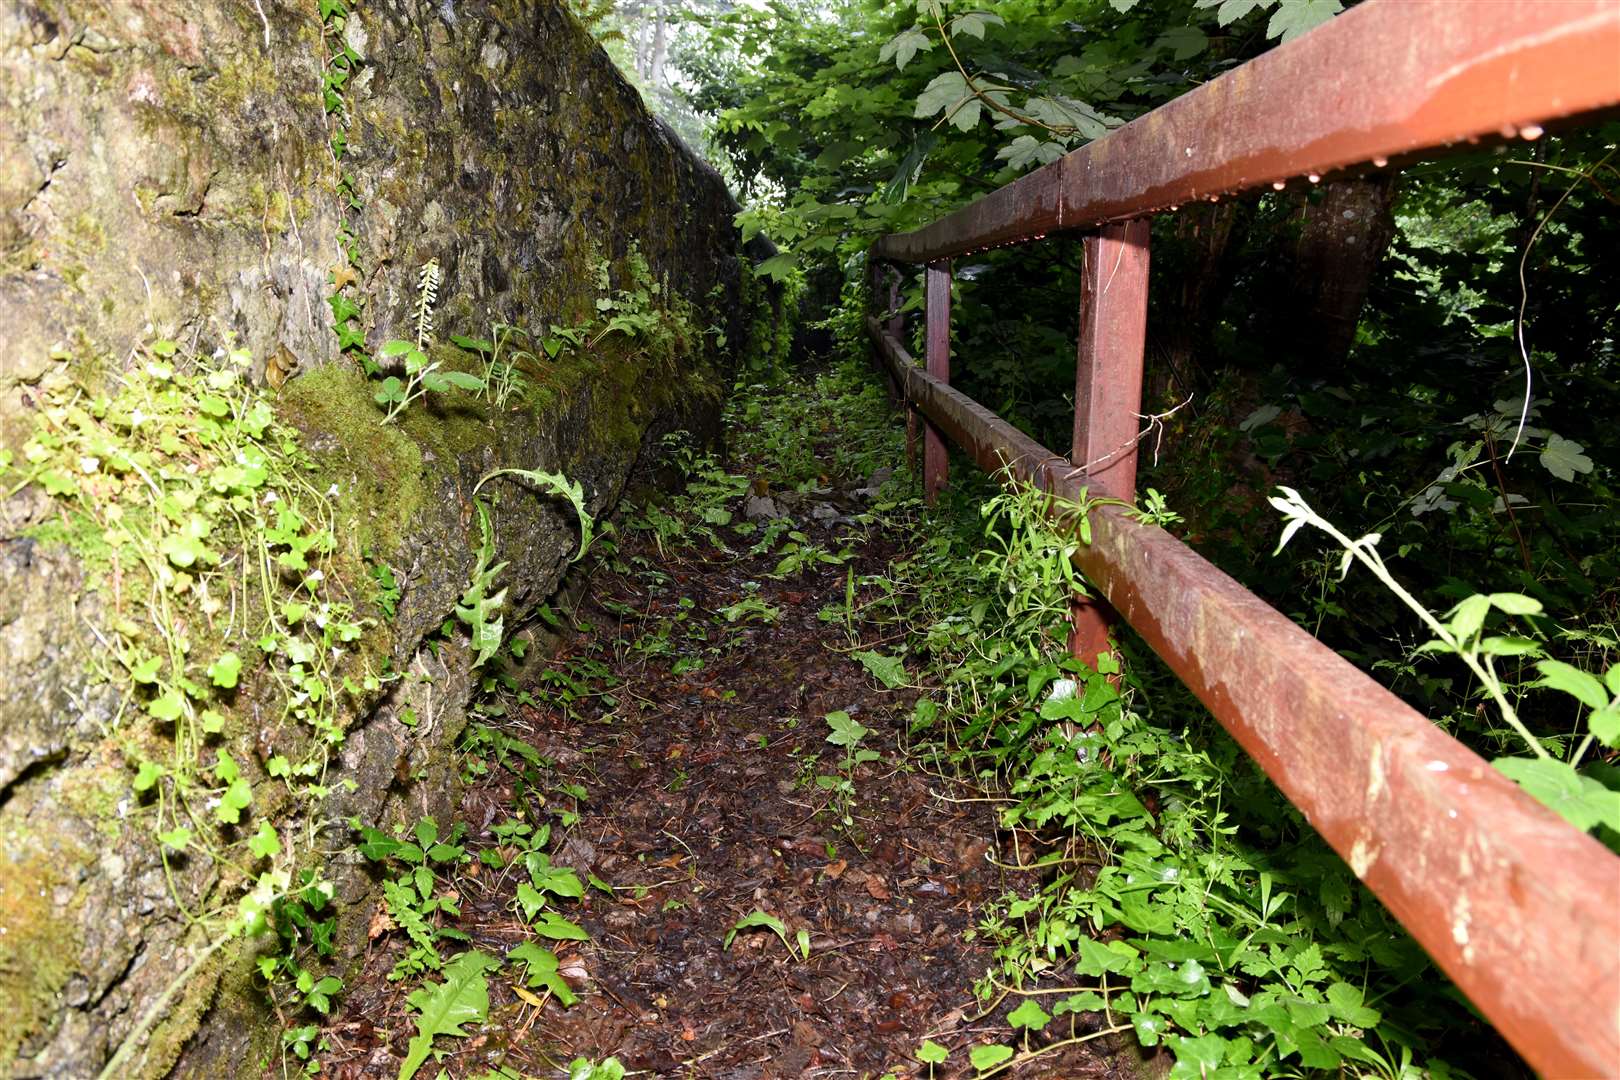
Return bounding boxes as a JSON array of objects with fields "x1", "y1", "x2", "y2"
[
  {"x1": 367, "y1": 906, "x2": 396, "y2": 941},
  {"x1": 864, "y1": 875, "x2": 892, "y2": 901},
  {"x1": 512, "y1": 985, "x2": 547, "y2": 1008},
  {"x1": 822, "y1": 859, "x2": 848, "y2": 880}
]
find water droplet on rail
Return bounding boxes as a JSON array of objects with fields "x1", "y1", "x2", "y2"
[
  {"x1": 1271, "y1": 180, "x2": 1286, "y2": 191},
  {"x1": 1307, "y1": 173, "x2": 1321, "y2": 184},
  {"x1": 1499, "y1": 124, "x2": 1518, "y2": 139},
  {"x1": 1372, "y1": 156, "x2": 1388, "y2": 168},
  {"x1": 1521, "y1": 123, "x2": 1544, "y2": 141},
  {"x1": 1168, "y1": 204, "x2": 1178, "y2": 211},
  {"x1": 1208, "y1": 195, "x2": 1219, "y2": 203}
]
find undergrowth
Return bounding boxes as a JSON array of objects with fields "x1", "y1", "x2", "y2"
[{"x1": 716, "y1": 352, "x2": 1616, "y2": 1078}]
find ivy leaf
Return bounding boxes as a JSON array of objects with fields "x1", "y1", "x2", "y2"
[
  {"x1": 216, "y1": 777, "x2": 253, "y2": 824},
  {"x1": 879, "y1": 26, "x2": 933, "y2": 69},
  {"x1": 1494, "y1": 756, "x2": 1620, "y2": 833},
  {"x1": 1006, "y1": 998, "x2": 1051, "y2": 1031},
  {"x1": 355, "y1": 825, "x2": 403, "y2": 862},
  {"x1": 531, "y1": 911, "x2": 589, "y2": 941},
  {"x1": 915, "y1": 1040, "x2": 950, "y2": 1064},
  {"x1": 157, "y1": 826, "x2": 191, "y2": 851},
  {"x1": 969, "y1": 1044, "x2": 1014, "y2": 1072},
  {"x1": 509, "y1": 941, "x2": 578, "y2": 1006},
  {"x1": 399, "y1": 950, "x2": 500, "y2": 1080},
  {"x1": 208, "y1": 651, "x2": 242, "y2": 689},
  {"x1": 249, "y1": 820, "x2": 282, "y2": 859},
  {"x1": 1540, "y1": 433, "x2": 1594, "y2": 482},
  {"x1": 1267, "y1": 0, "x2": 1343, "y2": 42}
]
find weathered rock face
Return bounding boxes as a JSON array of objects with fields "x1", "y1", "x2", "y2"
[{"x1": 0, "y1": 1, "x2": 763, "y2": 1075}]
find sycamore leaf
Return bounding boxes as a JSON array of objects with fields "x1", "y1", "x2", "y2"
[
  {"x1": 1155, "y1": 25, "x2": 1209, "y2": 59},
  {"x1": 399, "y1": 950, "x2": 500, "y2": 1080},
  {"x1": 1494, "y1": 756, "x2": 1620, "y2": 833},
  {"x1": 950, "y1": 11, "x2": 1004, "y2": 38},
  {"x1": 1540, "y1": 433, "x2": 1594, "y2": 482},
  {"x1": 1267, "y1": 0, "x2": 1344, "y2": 42},
  {"x1": 879, "y1": 26, "x2": 933, "y2": 69},
  {"x1": 756, "y1": 252, "x2": 798, "y2": 283},
  {"x1": 997, "y1": 135, "x2": 1064, "y2": 172},
  {"x1": 824, "y1": 710, "x2": 871, "y2": 748},
  {"x1": 915, "y1": 71, "x2": 969, "y2": 119},
  {"x1": 1203, "y1": 0, "x2": 1267, "y2": 25}
]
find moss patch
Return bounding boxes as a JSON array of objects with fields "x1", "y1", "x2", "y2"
[{"x1": 0, "y1": 833, "x2": 86, "y2": 1065}]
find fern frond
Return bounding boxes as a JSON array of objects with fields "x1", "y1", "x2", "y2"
[{"x1": 414, "y1": 258, "x2": 441, "y2": 349}]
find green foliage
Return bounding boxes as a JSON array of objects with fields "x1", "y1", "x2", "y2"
[
  {"x1": 372, "y1": 339, "x2": 486, "y2": 424},
  {"x1": 1271, "y1": 487, "x2": 1620, "y2": 834},
  {"x1": 3, "y1": 337, "x2": 378, "y2": 1065},
  {"x1": 723, "y1": 909, "x2": 806, "y2": 959},
  {"x1": 354, "y1": 817, "x2": 472, "y2": 981},
  {"x1": 398, "y1": 949, "x2": 501, "y2": 1080}
]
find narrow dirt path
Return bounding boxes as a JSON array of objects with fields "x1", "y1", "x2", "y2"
[
  {"x1": 314, "y1": 377, "x2": 1125, "y2": 1079},
  {"x1": 514, "y1": 520, "x2": 1012, "y2": 1076}
]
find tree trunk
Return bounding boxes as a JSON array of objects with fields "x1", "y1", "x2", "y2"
[
  {"x1": 1148, "y1": 199, "x2": 1250, "y2": 406},
  {"x1": 649, "y1": 1, "x2": 669, "y2": 88},
  {"x1": 1278, "y1": 175, "x2": 1398, "y2": 366}
]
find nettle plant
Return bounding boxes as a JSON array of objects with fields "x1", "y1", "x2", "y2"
[{"x1": 1, "y1": 338, "x2": 384, "y2": 1074}]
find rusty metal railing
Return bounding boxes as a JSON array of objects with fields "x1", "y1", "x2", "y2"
[{"x1": 866, "y1": 2, "x2": 1620, "y2": 1076}]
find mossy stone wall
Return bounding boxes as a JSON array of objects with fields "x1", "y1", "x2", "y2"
[{"x1": 0, "y1": 1, "x2": 766, "y2": 1075}]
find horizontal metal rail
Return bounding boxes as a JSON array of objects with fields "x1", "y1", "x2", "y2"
[
  {"x1": 867, "y1": 319, "x2": 1620, "y2": 1077},
  {"x1": 864, "y1": 1, "x2": 1620, "y2": 1072},
  {"x1": 872, "y1": 0, "x2": 1620, "y2": 263}
]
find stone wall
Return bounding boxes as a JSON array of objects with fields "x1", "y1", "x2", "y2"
[{"x1": 0, "y1": 1, "x2": 764, "y2": 1075}]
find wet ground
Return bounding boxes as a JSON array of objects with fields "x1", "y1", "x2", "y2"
[{"x1": 309, "y1": 466, "x2": 1126, "y2": 1079}]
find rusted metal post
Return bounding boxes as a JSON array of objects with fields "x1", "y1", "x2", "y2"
[
  {"x1": 1070, "y1": 221, "x2": 1150, "y2": 667},
  {"x1": 924, "y1": 260, "x2": 951, "y2": 504}
]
